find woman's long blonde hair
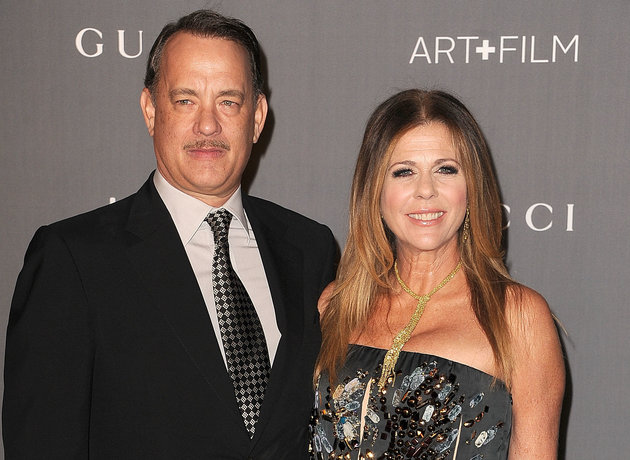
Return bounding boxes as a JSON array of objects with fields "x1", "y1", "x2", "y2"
[{"x1": 315, "y1": 89, "x2": 517, "y2": 387}]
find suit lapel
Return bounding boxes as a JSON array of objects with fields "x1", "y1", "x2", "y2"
[
  {"x1": 121, "y1": 184, "x2": 308, "y2": 442},
  {"x1": 243, "y1": 196, "x2": 306, "y2": 441},
  {"x1": 123, "y1": 178, "x2": 244, "y2": 428}
]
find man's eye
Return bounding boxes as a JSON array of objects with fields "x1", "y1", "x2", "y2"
[
  {"x1": 221, "y1": 100, "x2": 238, "y2": 107},
  {"x1": 392, "y1": 168, "x2": 413, "y2": 178},
  {"x1": 175, "y1": 99, "x2": 193, "y2": 105}
]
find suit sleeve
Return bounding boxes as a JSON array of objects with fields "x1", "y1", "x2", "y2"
[
  {"x1": 318, "y1": 226, "x2": 338, "y2": 292},
  {"x1": 3, "y1": 227, "x2": 93, "y2": 459}
]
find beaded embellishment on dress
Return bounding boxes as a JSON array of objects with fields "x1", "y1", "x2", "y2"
[{"x1": 309, "y1": 345, "x2": 512, "y2": 460}]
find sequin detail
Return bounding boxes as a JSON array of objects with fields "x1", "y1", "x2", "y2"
[{"x1": 309, "y1": 352, "x2": 510, "y2": 460}]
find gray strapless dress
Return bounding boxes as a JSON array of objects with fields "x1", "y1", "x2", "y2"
[{"x1": 309, "y1": 344, "x2": 512, "y2": 460}]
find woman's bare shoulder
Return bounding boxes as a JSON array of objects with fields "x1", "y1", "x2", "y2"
[
  {"x1": 317, "y1": 281, "x2": 336, "y2": 315},
  {"x1": 505, "y1": 283, "x2": 557, "y2": 337},
  {"x1": 505, "y1": 284, "x2": 565, "y2": 457}
]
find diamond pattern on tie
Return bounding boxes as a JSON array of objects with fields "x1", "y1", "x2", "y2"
[{"x1": 206, "y1": 209, "x2": 270, "y2": 438}]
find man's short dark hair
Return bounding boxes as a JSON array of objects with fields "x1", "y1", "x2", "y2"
[{"x1": 144, "y1": 9, "x2": 264, "y2": 98}]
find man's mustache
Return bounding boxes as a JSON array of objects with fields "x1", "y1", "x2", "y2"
[{"x1": 183, "y1": 140, "x2": 230, "y2": 151}]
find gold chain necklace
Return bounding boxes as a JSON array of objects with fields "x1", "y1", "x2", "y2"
[{"x1": 377, "y1": 260, "x2": 462, "y2": 391}]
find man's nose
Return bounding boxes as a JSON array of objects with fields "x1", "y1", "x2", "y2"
[{"x1": 194, "y1": 106, "x2": 221, "y2": 136}]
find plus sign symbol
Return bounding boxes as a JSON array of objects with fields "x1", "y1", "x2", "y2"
[{"x1": 475, "y1": 39, "x2": 496, "y2": 60}]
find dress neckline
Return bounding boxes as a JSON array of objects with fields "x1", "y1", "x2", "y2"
[{"x1": 347, "y1": 343, "x2": 510, "y2": 390}]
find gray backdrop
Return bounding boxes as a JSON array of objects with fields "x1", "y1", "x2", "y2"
[{"x1": 2, "y1": 1, "x2": 628, "y2": 458}]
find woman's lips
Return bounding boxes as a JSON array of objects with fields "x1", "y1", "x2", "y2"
[{"x1": 408, "y1": 211, "x2": 445, "y2": 222}]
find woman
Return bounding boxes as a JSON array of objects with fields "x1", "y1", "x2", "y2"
[{"x1": 310, "y1": 90, "x2": 564, "y2": 459}]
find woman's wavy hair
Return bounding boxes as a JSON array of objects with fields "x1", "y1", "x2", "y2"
[{"x1": 315, "y1": 89, "x2": 517, "y2": 387}]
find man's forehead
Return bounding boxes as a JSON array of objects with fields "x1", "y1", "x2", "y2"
[
  {"x1": 163, "y1": 32, "x2": 248, "y2": 62},
  {"x1": 160, "y1": 33, "x2": 252, "y2": 80}
]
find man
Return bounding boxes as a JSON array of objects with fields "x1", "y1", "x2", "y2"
[{"x1": 3, "y1": 10, "x2": 337, "y2": 459}]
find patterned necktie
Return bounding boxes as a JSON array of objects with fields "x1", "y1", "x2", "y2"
[{"x1": 206, "y1": 209, "x2": 271, "y2": 438}]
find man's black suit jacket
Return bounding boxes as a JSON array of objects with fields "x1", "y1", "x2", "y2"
[{"x1": 3, "y1": 175, "x2": 337, "y2": 459}]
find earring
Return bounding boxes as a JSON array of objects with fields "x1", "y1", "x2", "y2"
[{"x1": 462, "y1": 207, "x2": 470, "y2": 242}]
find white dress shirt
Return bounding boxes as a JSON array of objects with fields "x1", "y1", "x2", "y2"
[{"x1": 153, "y1": 171, "x2": 280, "y2": 366}]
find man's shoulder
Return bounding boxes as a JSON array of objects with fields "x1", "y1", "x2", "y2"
[
  {"x1": 19, "y1": 193, "x2": 140, "y2": 266},
  {"x1": 244, "y1": 195, "x2": 329, "y2": 231},
  {"x1": 43, "y1": 176, "x2": 157, "y2": 241},
  {"x1": 46, "y1": 194, "x2": 135, "y2": 238}
]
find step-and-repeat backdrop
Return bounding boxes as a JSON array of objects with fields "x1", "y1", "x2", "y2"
[{"x1": 2, "y1": 1, "x2": 628, "y2": 458}]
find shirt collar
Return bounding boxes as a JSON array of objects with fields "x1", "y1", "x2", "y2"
[{"x1": 153, "y1": 170, "x2": 251, "y2": 245}]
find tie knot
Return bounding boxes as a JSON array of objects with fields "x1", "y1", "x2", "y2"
[{"x1": 206, "y1": 208, "x2": 233, "y2": 245}]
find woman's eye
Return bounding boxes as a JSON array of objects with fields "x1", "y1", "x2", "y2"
[
  {"x1": 392, "y1": 168, "x2": 413, "y2": 178},
  {"x1": 437, "y1": 165, "x2": 459, "y2": 174}
]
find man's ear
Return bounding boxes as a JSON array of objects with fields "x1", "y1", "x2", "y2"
[
  {"x1": 252, "y1": 94, "x2": 268, "y2": 144},
  {"x1": 140, "y1": 88, "x2": 156, "y2": 136}
]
